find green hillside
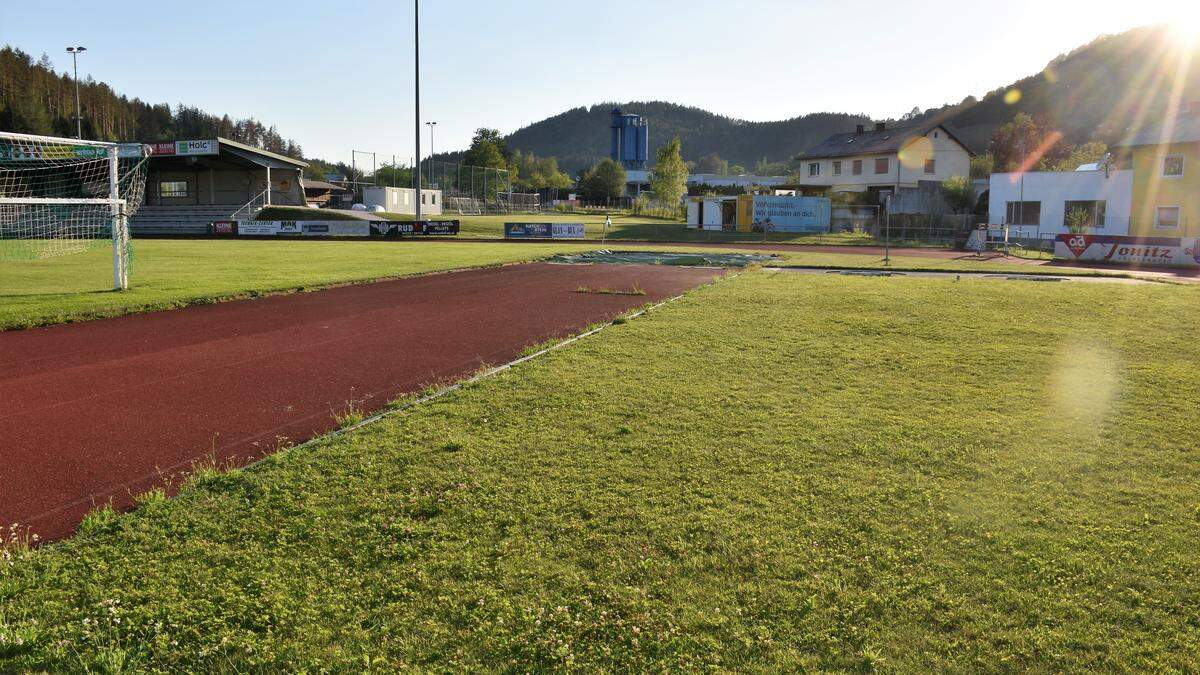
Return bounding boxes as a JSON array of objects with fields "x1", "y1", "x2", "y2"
[
  {"x1": 942, "y1": 24, "x2": 1200, "y2": 150},
  {"x1": 454, "y1": 24, "x2": 1198, "y2": 173},
  {"x1": 500, "y1": 103, "x2": 871, "y2": 174}
]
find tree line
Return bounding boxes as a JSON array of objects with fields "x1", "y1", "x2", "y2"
[{"x1": 0, "y1": 46, "x2": 303, "y2": 158}]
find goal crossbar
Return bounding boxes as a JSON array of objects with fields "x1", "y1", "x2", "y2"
[
  {"x1": 0, "y1": 197, "x2": 126, "y2": 205},
  {"x1": 0, "y1": 130, "x2": 117, "y2": 146}
]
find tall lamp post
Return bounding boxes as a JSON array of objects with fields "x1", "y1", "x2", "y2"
[
  {"x1": 65, "y1": 46, "x2": 87, "y2": 139},
  {"x1": 425, "y1": 121, "x2": 437, "y2": 187},
  {"x1": 413, "y1": 0, "x2": 421, "y2": 224}
]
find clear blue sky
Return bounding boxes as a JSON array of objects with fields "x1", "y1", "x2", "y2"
[{"x1": 1, "y1": 0, "x2": 1192, "y2": 163}]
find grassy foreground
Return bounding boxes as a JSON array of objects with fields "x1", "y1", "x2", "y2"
[
  {"x1": 0, "y1": 238, "x2": 1096, "y2": 331},
  {"x1": 3, "y1": 272, "x2": 1199, "y2": 670}
]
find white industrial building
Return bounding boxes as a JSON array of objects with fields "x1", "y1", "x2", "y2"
[
  {"x1": 362, "y1": 186, "x2": 443, "y2": 215},
  {"x1": 686, "y1": 173, "x2": 791, "y2": 188},
  {"x1": 988, "y1": 166, "x2": 1133, "y2": 237}
]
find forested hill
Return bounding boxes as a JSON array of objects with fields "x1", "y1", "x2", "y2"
[
  {"x1": 488, "y1": 25, "x2": 1198, "y2": 173},
  {"x1": 0, "y1": 46, "x2": 303, "y2": 158},
  {"x1": 938, "y1": 24, "x2": 1200, "y2": 151},
  {"x1": 500, "y1": 103, "x2": 872, "y2": 174}
]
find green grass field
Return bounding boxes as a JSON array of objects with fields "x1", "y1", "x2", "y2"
[
  {"x1": 1, "y1": 238, "x2": 1118, "y2": 330},
  {"x1": 2, "y1": 271, "x2": 1198, "y2": 671},
  {"x1": 0, "y1": 239, "x2": 609, "y2": 330},
  {"x1": 450, "y1": 213, "x2": 900, "y2": 245},
  {"x1": 253, "y1": 205, "x2": 947, "y2": 246}
]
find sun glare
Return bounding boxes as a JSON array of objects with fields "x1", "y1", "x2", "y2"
[{"x1": 1166, "y1": 14, "x2": 1200, "y2": 44}]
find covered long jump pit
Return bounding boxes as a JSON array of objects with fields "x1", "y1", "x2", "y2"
[{"x1": 548, "y1": 250, "x2": 777, "y2": 267}]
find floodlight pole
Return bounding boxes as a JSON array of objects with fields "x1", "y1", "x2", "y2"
[
  {"x1": 414, "y1": 0, "x2": 421, "y2": 224},
  {"x1": 66, "y1": 46, "x2": 87, "y2": 139},
  {"x1": 426, "y1": 121, "x2": 437, "y2": 186}
]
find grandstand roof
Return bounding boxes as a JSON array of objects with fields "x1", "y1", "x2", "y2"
[{"x1": 217, "y1": 137, "x2": 308, "y2": 168}]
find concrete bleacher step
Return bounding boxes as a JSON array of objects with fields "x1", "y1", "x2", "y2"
[{"x1": 129, "y1": 205, "x2": 240, "y2": 235}]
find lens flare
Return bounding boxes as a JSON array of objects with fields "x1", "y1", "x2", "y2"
[
  {"x1": 1004, "y1": 88, "x2": 1022, "y2": 105},
  {"x1": 898, "y1": 136, "x2": 933, "y2": 170},
  {"x1": 1047, "y1": 343, "x2": 1120, "y2": 440}
]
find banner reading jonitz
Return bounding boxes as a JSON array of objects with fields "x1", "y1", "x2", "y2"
[{"x1": 1055, "y1": 234, "x2": 1200, "y2": 268}]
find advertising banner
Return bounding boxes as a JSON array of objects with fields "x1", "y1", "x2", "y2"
[
  {"x1": 371, "y1": 220, "x2": 461, "y2": 236},
  {"x1": 504, "y1": 223, "x2": 586, "y2": 239},
  {"x1": 1054, "y1": 234, "x2": 1200, "y2": 268},
  {"x1": 144, "y1": 139, "x2": 219, "y2": 157},
  {"x1": 237, "y1": 220, "x2": 370, "y2": 237},
  {"x1": 1, "y1": 142, "x2": 109, "y2": 161},
  {"x1": 750, "y1": 196, "x2": 830, "y2": 233}
]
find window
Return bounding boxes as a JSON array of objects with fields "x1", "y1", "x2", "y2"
[
  {"x1": 874, "y1": 157, "x2": 889, "y2": 174},
  {"x1": 158, "y1": 180, "x2": 188, "y2": 198},
  {"x1": 808, "y1": 162, "x2": 820, "y2": 177},
  {"x1": 933, "y1": 131, "x2": 939, "y2": 139},
  {"x1": 832, "y1": 161, "x2": 842, "y2": 176},
  {"x1": 924, "y1": 158, "x2": 936, "y2": 174},
  {"x1": 1162, "y1": 154, "x2": 1184, "y2": 177},
  {"x1": 432, "y1": 193, "x2": 437, "y2": 205},
  {"x1": 1155, "y1": 206, "x2": 1181, "y2": 229},
  {"x1": 1005, "y1": 201, "x2": 1042, "y2": 225},
  {"x1": 1063, "y1": 200, "x2": 1106, "y2": 228},
  {"x1": 852, "y1": 159, "x2": 863, "y2": 176}
]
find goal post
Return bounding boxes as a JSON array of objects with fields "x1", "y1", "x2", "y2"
[{"x1": 0, "y1": 131, "x2": 148, "y2": 290}]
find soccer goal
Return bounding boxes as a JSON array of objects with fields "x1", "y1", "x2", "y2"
[
  {"x1": 445, "y1": 196, "x2": 482, "y2": 215},
  {"x1": 0, "y1": 132, "x2": 149, "y2": 290}
]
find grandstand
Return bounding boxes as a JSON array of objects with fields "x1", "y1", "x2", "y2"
[{"x1": 126, "y1": 138, "x2": 307, "y2": 235}]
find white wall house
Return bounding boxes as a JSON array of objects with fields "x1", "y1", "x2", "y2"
[
  {"x1": 794, "y1": 122, "x2": 972, "y2": 195},
  {"x1": 362, "y1": 186, "x2": 443, "y2": 215},
  {"x1": 987, "y1": 168, "x2": 1133, "y2": 237}
]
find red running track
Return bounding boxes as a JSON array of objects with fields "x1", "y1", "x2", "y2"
[{"x1": 1, "y1": 262, "x2": 722, "y2": 541}]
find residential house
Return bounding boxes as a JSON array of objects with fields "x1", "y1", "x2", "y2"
[
  {"x1": 793, "y1": 122, "x2": 973, "y2": 203},
  {"x1": 1114, "y1": 103, "x2": 1200, "y2": 237}
]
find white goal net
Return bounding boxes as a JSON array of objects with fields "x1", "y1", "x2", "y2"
[
  {"x1": 0, "y1": 132, "x2": 149, "y2": 289},
  {"x1": 445, "y1": 196, "x2": 483, "y2": 215}
]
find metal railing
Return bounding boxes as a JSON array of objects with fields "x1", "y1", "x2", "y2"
[{"x1": 230, "y1": 188, "x2": 271, "y2": 221}]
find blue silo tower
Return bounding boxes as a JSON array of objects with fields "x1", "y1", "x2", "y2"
[{"x1": 610, "y1": 107, "x2": 648, "y2": 170}]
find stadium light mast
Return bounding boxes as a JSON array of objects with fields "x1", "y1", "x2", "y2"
[
  {"x1": 425, "y1": 121, "x2": 437, "y2": 186},
  {"x1": 65, "y1": 46, "x2": 87, "y2": 139},
  {"x1": 413, "y1": 0, "x2": 421, "y2": 224}
]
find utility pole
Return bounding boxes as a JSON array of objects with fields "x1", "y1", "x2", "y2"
[
  {"x1": 426, "y1": 121, "x2": 437, "y2": 187},
  {"x1": 66, "y1": 46, "x2": 87, "y2": 139},
  {"x1": 413, "y1": 0, "x2": 421, "y2": 224},
  {"x1": 1016, "y1": 138, "x2": 1025, "y2": 257},
  {"x1": 884, "y1": 193, "x2": 892, "y2": 266}
]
